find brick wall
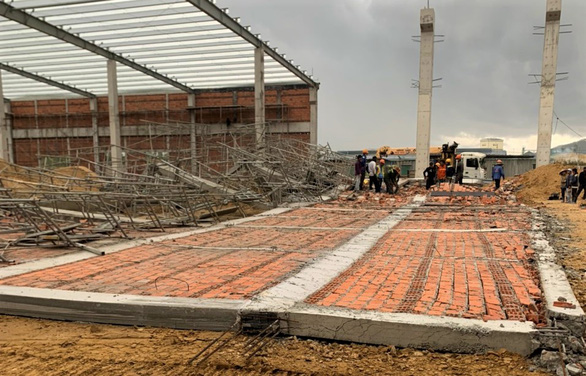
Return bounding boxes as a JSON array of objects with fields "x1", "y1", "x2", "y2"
[{"x1": 9, "y1": 85, "x2": 312, "y2": 167}]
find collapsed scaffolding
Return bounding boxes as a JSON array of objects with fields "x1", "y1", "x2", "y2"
[{"x1": 0, "y1": 121, "x2": 352, "y2": 263}]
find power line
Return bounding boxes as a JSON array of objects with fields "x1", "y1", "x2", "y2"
[{"x1": 553, "y1": 110, "x2": 583, "y2": 138}]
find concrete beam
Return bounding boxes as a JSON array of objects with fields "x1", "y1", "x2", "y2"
[
  {"x1": 0, "y1": 286, "x2": 243, "y2": 332},
  {"x1": 255, "y1": 46, "x2": 266, "y2": 147},
  {"x1": 414, "y1": 8, "x2": 435, "y2": 178},
  {"x1": 282, "y1": 306, "x2": 538, "y2": 356},
  {"x1": 530, "y1": 208, "x2": 585, "y2": 336},
  {"x1": 0, "y1": 2, "x2": 195, "y2": 94},
  {"x1": 309, "y1": 87, "x2": 318, "y2": 145},
  {"x1": 11, "y1": 122, "x2": 312, "y2": 140},
  {"x1": 536, "y1": 0, "x2": 562, "y2": 167},
  {"x1": 107, "y1": 60, "x2": 123, "y2": 177}
]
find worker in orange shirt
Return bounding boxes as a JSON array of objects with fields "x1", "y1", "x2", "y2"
[{"x1": 436, "y1": 160, "x2": 447, "y2": 187}]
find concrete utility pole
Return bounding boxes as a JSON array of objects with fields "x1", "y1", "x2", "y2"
[
  {"x1": 536, "y1": 0, "x2": 562, "y2": 167},
  {"x1": 414, "y1": 8, "x2": 435, "y2": 178}
]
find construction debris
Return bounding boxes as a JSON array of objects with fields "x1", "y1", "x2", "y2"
[{"x1": 0, "y1": 123, "x2": 353, "y2": 262}]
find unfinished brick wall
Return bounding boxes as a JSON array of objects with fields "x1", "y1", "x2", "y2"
[{"x1": 10, "y1": 85, "x2": 311, "y2": 167}]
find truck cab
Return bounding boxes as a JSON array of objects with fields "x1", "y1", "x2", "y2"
[{"x1": 460, "y1": 152, "x2": 486, "y2": 182}]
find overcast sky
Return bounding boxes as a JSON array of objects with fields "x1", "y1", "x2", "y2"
[{"x1": 219, "y1": 0, "x2": 586, "y2": 154}]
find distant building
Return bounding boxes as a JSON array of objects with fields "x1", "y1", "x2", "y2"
[{"x1": 480, "y1": 138, "x2": 504, "y2": 151}]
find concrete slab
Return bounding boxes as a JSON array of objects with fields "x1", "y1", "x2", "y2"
[
  {"x1": 0, "y1": 187, "x2": 580, "y2": 355},
  {"x1": 243, "y1": 196, "x2": 425, "y2": 312}
]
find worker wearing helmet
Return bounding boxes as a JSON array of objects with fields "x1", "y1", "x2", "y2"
[
  {"x1": 445, "y1": 158, "x2": 455, "y2": 183},
  {"x1": 359, "y1": 149, "x2": 369, "y2": 190},
  {"x1": 436, "y1": 160, "x2": 447, "y2": 186},
  {"x1": 455, "y1": 155, "x2": 464, "y2": 185},
  {"x1": 492, "y1": 159, "x2": 505, "y2": 191},
  {"x1": 381, "y1": 159, "x2": 393, "y2": 194},
  {"x1": 377, "y1": 159, "x2": 385, "y2": 193}
]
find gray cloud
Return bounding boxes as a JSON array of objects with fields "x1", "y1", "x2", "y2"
[{"x1": 218, "y1": 0, "x2": 586, "y2": 151}]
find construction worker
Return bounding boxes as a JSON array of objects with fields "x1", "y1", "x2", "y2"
[
  {"x1": 368, "y1": 156, "x2": 378, "y2": 190},
  {"x1": 377, "y1": 159, "x2": 385, "y2": 193},
  {"x1": 455, "y1": 154, "x2": 464, "y2": 185},
  {"x1": 423, "y1": 162, "x2": 436, "y2": 190},
  {"x1": 560, "y1": 169, "x2": 568, "y2": 201},
  {"x1": 571, "y1": 168, "x2": 579, "y2": 203},
  {"x1": 383, "y1": 160, "x2": 394, "y2": 194},
  {"x1": 360, "y1": 149, "x2": 368, "y2": 190},
  {"x1": 445, "y1": 158, "x2": 455, "y2": 184},
  {"x1": 354, "y1": 155, "x2": 363, "y2": 191},
  {"x1": 393, "y1": 166, "x2": 401, "y2": 193},
  {"x1": 436, "y1": 160, "x2": 447, "y2": 187},
  {"x1": 492, "y1": 160, "x2": 505, "y2": 191}
]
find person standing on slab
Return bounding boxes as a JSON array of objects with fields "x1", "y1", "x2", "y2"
[
  {"x1": 368, "y1": 156, "x2": 377, "y2": 191},
  {"x1": 423, "y1": 162, "x2": 436, "y2": 190},
  {"x1": 492, "y1": 160, "x2": 505, "y2": 191},
  {"x1": 354, "y1": 155, "x2": 362, "y2": 191}
]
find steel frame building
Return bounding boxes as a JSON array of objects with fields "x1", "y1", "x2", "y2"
[{"x1": 0, "y1": 0, "x2": 319, "y2": 171}]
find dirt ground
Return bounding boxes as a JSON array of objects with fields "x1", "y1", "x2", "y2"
[
  {"x1": 0, "y1": 315, "x2": 547, "y2": 376},
  {"x1": 4, "y1": 164, "x2": 586, "y2": 376}
]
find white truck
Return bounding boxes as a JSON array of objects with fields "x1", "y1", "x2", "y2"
[{"x1": 459, "y1": 152, "x2": 486, "y2": 183}]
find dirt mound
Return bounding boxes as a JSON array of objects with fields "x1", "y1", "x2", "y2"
[
  {"x1": 0, "y1": 160, "x2": 102, "y2": 194},
  {"x1": 514, "y1": 163, "x2": 574, "y2": 205}
]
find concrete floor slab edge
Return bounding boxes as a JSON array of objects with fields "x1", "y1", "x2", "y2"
[
  {"x1": 0, "y1": 285, "x2": 245, "y2": 331},
  {"x1": 241, "y1": 195, "x2": 426, "y2": 313},
  {"x1": 529, "y1": 209, "x2": 585, "y2": 333},
  {"x1": 279, "y1": 305, "x2": 538, "y2": 356},
  {"x1": 0, "y1": 207, "x2": 294, "y2": 280}
]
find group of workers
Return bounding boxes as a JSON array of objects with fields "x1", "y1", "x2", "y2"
[
  {"x1": 354, "y1": 150, "x2": 401, "y2": 194},
  {"x1": 422, "y1": 156, "x2": 465, "y2": 190},
  {"x1": 560, "y1": 167, "x2": 586, "y2": 203}
]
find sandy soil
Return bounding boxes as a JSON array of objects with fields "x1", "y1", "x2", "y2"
[{"x1": 0, "y1": 315, "x2": 547, "y2": 376}]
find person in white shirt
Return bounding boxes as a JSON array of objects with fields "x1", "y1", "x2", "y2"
[{"x1": 368, "y1": 156, "x2": 377, "y2": 190}]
